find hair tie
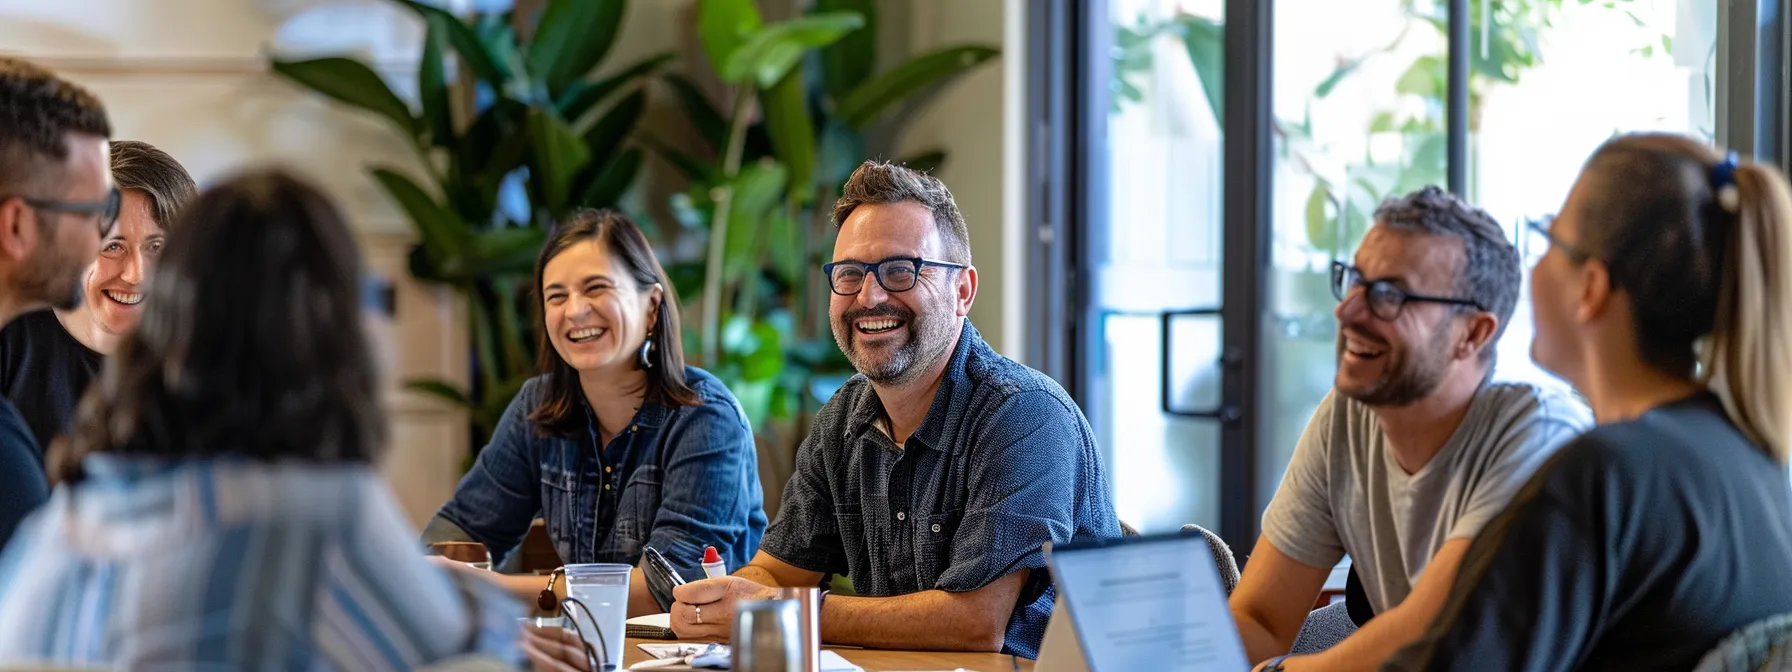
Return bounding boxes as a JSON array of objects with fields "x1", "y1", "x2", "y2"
[{"x1": 1712, "y1": 151, "x2": 1741, "y2": 213}]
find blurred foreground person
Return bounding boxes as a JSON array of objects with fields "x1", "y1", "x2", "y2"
[
  {"x1": 0, "y1": 168, "x2": 523, "y2": 670},
  {"x1": 0, "y1": 56, "x2": 116, "y2": 550}
]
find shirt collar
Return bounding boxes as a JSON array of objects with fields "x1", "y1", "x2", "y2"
[{"x1": 844, "y1": 320, "x2": 983, "y2": 452}]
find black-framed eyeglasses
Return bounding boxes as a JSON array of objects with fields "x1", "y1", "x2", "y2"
[
  {"x1": 8, "y1": 187, "x2": 122, "y2": 238},
  {"x1": 1330, "y1": 261, "x2": 1484, "y2": 321},
  {"x1": 1525, "y1": 215, "x2": 1592, "y2": 264},
  {"x1": 822, "y1": 256, "x2": 966, "y2": 296}
]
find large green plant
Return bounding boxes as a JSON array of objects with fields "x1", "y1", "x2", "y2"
[
  {"x1": 270, "y1": 0, "x2": 667, "y2": 443},
  {"x1": 647, "y1": 0, "x2": 999, "y2": 431}
]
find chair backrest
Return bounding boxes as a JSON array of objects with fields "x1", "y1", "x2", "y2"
[
  {"x1": 1692, "y1": 612, "x2": 1792, "y2": 672},
  {"x1": 1179, "y1": 523, "x2": 1240, "y2": 595},
  {"x1": 1290, "y1": 600, "x2": 1357, "y2": 654}
]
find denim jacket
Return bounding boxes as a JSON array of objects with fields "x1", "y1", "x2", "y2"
[{"x1": 427, "y1": 367, "x2": 767, "y2": 577}]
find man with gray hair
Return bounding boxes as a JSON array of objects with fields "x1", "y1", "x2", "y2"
[
  {"x1": 669, "y1": 161, "x2": 1121, "y2": 657},
  {"x1": 1231, "y1": 186, "x2": 1590, "y2": 672}
]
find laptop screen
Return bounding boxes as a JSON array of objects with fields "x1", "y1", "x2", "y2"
[{"x1": 1045, "y1": 532, "x2": 1250, "y2": 671}]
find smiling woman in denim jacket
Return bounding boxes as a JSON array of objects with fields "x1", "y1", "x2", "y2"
[{"x1": 423, "y1": 209, "x2": 767, "y2": 616}]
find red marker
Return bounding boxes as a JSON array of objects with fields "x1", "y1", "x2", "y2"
[{"x1": 701, "y1": 546, "x2": 727, "y2": 579}]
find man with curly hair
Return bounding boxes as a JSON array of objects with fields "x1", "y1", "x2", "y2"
[{"x1": 0, "y1": 55, "x2": 114, "y2": 549}]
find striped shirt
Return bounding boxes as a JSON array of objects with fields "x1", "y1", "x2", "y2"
[{"x1": 0, "y1": 456, "x2": 524, "y2": 670}]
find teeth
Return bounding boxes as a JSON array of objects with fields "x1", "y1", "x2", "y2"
[
  {"x1": 859, "y1": 319, "x2": 899, "y2": 332},
  {"x1": 104, "y1": 290, "x2": 142, "y2": 305},
  {"x1": 1344, "y1": 337, "x2": 1383, "y2": 357},
  {"x1": 569, "y1": 327, "x2": 605, "y2": 341}
]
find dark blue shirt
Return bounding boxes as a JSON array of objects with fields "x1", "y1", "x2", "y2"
[
  {"x1": 428, "y1": 367, "x2": 767, "y2": 577},
  {"x1": 0, "y1": 397, "x2": 47, "y2": 553},
  {"x1": 759, "y1": 321, "x2": 1120, "y2": 658}
]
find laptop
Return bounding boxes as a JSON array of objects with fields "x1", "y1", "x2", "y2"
[{"x1": 1036, "y1": 531, "x2": 1250, "y2": 671}]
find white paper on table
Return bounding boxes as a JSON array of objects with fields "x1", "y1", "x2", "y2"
[{"x1": 631, "y1": 644, "x2": 863, "y2": 671}]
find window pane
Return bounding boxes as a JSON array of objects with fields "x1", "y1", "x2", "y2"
[
  {"x1": 1094, "y1": 0, "x2": 1226, "y2": 533},
  {"x1": 1264, "y1": 0, "x2": 1449, "y2": 510},
  {"x1": 1475, "y1": 0, "x2": 1717, "y2": 387}
]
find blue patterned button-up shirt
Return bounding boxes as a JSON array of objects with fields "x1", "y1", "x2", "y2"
[
  {"x1": 0, "y1": 456, "x2": 523, "y2": 670},
  {"x1": 758, "y1": 320, "x2": 1122, "y2": 657}
]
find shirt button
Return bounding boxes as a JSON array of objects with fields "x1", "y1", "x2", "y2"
[
  {"x1": 896, "y1": 511, "x2": 906, "y2": 521},
  {"x1": 604, "y1": 466, "x2": 612, "y2": 473},
  {"x1": 604, "y1": 484, "x2": 611, "y2": 490},
  {"x1": 631, "y1": 425, "x2": 639, "y2": 432},
  {"x1": 931, "y1": 523, "x2": 942, "y2": 533}
]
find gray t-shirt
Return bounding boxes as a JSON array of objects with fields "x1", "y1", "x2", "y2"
[{"x1": 1261, "y1": 381, "x2": 1591, "y2": 613}]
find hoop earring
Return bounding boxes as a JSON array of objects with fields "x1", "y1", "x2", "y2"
[{"x1": 637, "y1": 334, "x2": 656, "y2": 370}]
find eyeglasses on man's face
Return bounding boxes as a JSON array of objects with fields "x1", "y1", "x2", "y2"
[
  {"x1": 822, "y1": 256, "x2": 966, "y2": 296},
  {"x1": 1330, "y1": 261, "x2": 1485, "y2": 321},
  {"x1": 6, "y1": 187, "x2": 123, "y2": 239}
]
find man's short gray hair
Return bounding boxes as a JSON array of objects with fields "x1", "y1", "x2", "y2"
[{"x1": 831, "y1": 160, "x2": 972, "y2": 264}]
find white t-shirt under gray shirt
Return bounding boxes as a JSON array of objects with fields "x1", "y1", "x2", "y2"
[{"x1": 1261, "y1": 381, "x2": 1592, "y2": 613}]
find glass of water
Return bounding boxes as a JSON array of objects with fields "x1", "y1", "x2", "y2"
[{"x1": 563, "y1": 563, "x2": 631, "y2": 672}]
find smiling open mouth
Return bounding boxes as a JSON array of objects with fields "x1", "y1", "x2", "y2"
[
  {"x1": 103, "y1": 289, "x2": 142, "y2": 306},
  {"x1": 1344, "y1": 336, "x2": 1385, "y2": 360},
  {"x1": 856, "y1": 318, "x2": 904, "y2": 335},
  {"x1": 568, "y1": 327, "x2": 607, "y2": 343}
]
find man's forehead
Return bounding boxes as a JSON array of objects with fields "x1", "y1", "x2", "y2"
[
  {"x1": 1354, "y1": 225, "x2": 1465, "y2": 289},
  {"x1": 835, "y1": 201, "x2": 940, "y2": 257}
]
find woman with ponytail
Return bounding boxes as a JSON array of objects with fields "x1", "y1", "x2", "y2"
[{"x1": 1387, "y1": 133, "x2": 1792, "y2": 671}]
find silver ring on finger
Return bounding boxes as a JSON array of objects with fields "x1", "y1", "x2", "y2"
[{"x1": 695, "y1": 605, "x2": 703, "y2": 625}]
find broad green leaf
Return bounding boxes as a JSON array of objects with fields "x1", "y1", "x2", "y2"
[
  {"x1": 387, "y1": 0, "x2": 506, "y2": 88},
  {"x1": 742, "y1": 320, "x2": 784, "y2": 381},
  {"x1": 577, "y1": 148, "x2": 644, "y2": 208},
  {"x1": 724, "y1": 160, "x2": 789, "y2": 283},
  {"x1": 370, "y1": 168, "x2": 467, "y2": 265},
  {"x1": 897, "y1": 149, "x2": 946, "y2": 175},
  {"x1": 836, "y1": 45, "x2": 999, "y2": 128},
  {"x1": 527, "y1": 0, "x2": 626, "y2": 96},
  {"x1": 581, "y1": 89, "x2": 646, "y2": 169},
  {"x1": 762, "y1": 68, "x2": 816, "y2": 198},
  {"x1": 558, "y1": 52, "x2": 673, "y2": 130},
  {"x1": 465, "y1": 226, "x2": 548, "y2": 277},
  {"x1": 404, "y1": 379, "x2": 473, "y2": 407},
  {"x1": 525, "y1": 108, "x2": 593, "y2": 209},
  {"x1": 1368, "y1": 111, "x2": 1398, "y2": 134},
  {"x1": 817, "y1": 0, "x2": 876, "y2": 99},
  {"x1": 419, "y1": 15, "x2": 454, "y2": 147},
  {"x1": 698, "y1": 0, "x2": 764, "y2": 73},
  {"x1": 665, "y1": 260, "x2": 707, "y2": 303},
  {"x1": 721, "y1": 12, "x2": 865, "y2": 88},
  {"x1": 766, "y1": 211, "x2": 804, "y2": 286},
  {"x1": 665, "y1": 74, "x2": 729, "y2": 151},
  {"x1": 270, "y1": 58, "x2": 416, "y2": 135},
  {"x1": 732, "y1": 378, "x2": 775, "y2": 430},
  {"x1": 1303, "y1": 182, "x2": 1334, "y2": 252},
  {"x1": 1395, "y1": 55, "x2": 1442, "y2": 97},
  {"x1": 1176, "y1": 14, "x2": 1224, "y2": 125},
  {"x1": 721, "y1": 313, "x2": 757, "y2": 353}
]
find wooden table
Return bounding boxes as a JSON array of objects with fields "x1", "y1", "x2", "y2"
[{"x1": 621, "y1": 638, "x2": 1035, "y2": 671}]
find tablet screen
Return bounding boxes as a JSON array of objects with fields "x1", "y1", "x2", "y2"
[{"x1": 1047, "y1": 534, "x2": 1250, "y2": 671}]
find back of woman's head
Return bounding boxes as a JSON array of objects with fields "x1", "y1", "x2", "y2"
[
  {"x1": 1575, "y1": 132, "x2": 1792, "y2": 462},
  {"x1": 56, "y1": 168, "x2": 384, "y2": 481}
]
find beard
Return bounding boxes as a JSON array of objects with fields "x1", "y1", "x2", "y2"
[
  {"x1": 19, "y1": 247, "x2": 86, "y2": 311},
  {"x1": 1336, "y1": 321, "x2": 1454, "y2": 407},
  {"x1": 832, "y1": 300, "x2": 959, "y2": 385}
]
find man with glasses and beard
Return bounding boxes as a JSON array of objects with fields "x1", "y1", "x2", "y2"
[
  {"x1": 0, "y1": 57, "x2": 114, "y2": 551},
  {"x1": 1230, "y1": 187, "x2": 1591, "y2": 672},
  {"x1": 665, "y1": 161, "x2": 1120, "y2": 657}
]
